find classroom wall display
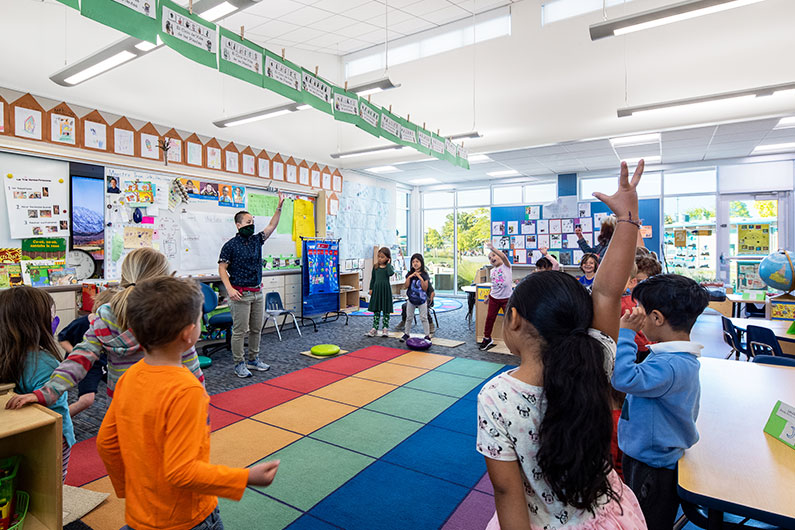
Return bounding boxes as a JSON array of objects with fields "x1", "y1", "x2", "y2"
[
  {"x1": 11, "y1": 94, "x2": 45, "y2": 141},
  {"x1": 47, "y1": 103, "x2": 79, "y2": 146},
  {"x1": 110, "y1": 117, "x2": 136, "y2": 157},
  {"x1": 0, "y1": 95, "x2": 7, "y2": 134},
  {"x1": 332, "y1": 169, "x2": 343, "y2": 193},
  {"x1": 285, "y1": 157, "x2": 298, "y2": 184},
  {"x1": 4, "y1": 171, "x2": 70, "y2": 239},
  {"x1": 223, "y1": 142, "x2": 240, "y2": 174},
  {"x1": 272, "y1": 154, "x2": 285, "y2": 181},
  {"x1": 162, "y1": 128, "x2": 184, "y2": 164},
  {"x1": 737, "y1": 261, "x2": 767, "y2": 291},
  {"x1": 136, "y1": 122, "x2": 162, "y2": 161},
  {"x1": 357, "y1": 98, "x2": 381, "y2": 137},
  {"x1": 263, "y1": 49, "x2": 302, "y2": 102},
  {"x1": 302, "y1": 68, "x2": 333, "y2": 114},
  {"x1": 335, "y1": 180, "x2": 393, "y2": 262},
  {"x1": 310, "y1": 163, "x2": 321, "y2": 188},
  {"x1": 257, "y1": 150, "x2": 271, "y2": 179},
  {"x1": 321, "y1": 166, "x2": 332, "y2": 190},
  {"x1": 206, "y1": 138, "x2": 222, "y2": 170},
  {"x1": 184, "y1": 133, "x2": 204, "y2": 167},
  {"x1": 298, "y1": 160, "x2": 310, "y2": 186},
  {"x1": 332, "y1": 86, "x2": 359, "y2": 124},
  {"x1": 738, "y1": 224, "x2": 770, "y2": 255},
  {"x1": 218, "y1": 26, "x2": 264, "y2": 87},
  {"x1": 81, "y1": 110, "x2": 108, "y2": 151},
  {"x1": 241, "y1": 147, "x2": 256, "y2": 176},
  {"x1": 159, "y1": 0, "x2": 218, "y2": 68}
]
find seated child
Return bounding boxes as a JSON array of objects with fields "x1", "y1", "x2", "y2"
[
  {"x1": 58, "y1": 288, "x2": 118, "y2": 417},
  {"x1": 97, "y1": 276, "x2": 279, "y2": 530},
  {"x1": 534, "y1": 247, "x2": 559, "y2": 271},
  {"x1": 612, "y1": 274, "x2": 709, "y2": 530},
  {"x1": 397, "y1": 286, "x2": 436, "y2": 336},
  {"x1": 578, "y1": 253, "x2": 599, "y2": 287}
]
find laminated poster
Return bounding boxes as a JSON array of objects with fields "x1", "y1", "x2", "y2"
[{"x1": 4, "y1": 172, "x2": 70, "y2": 238}]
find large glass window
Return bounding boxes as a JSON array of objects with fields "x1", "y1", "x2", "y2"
[
  {"x1": 663, "y1": 195, "x2": 717, "y2": 282},
  {"x1": 542, "y1": 0, "x2": 634, "y2": 25},
  {"x1": 523, "y1": 182, "x2": 557, "y2": 203},
  {"x1": 456, "y1": 207, "x2": 490, "y2": 290},
  {"x1": 423, "y1": 209, "x2": 455, "y2": 292},
  {"x1": 395, "y1": 189, "x2": 409, "y2": 257},
  {"x1": 423, "y1": 191, "x2": 454, "y2": 209},
  {"x1": 665, "y1": 169, "x2": 716, "y2": 194},
  {"x1": 492, "y1": 185, "x2": 523, "y2": 205},
  {"x1": 728, "y1": 198, "x2": 778, "y2": 290},
  {"x1": 457, "y1": 188, "x2": 489, "y2": 207}
]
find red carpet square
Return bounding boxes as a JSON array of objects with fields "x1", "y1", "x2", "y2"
[
  {"x1": 64, "y1": 437, "x2": 107, "y2": 487},
  {"x1": 347, "y1": 345, "x2": 411, "y2": 362},
  {"x1": 312, "y1": 355, "x2": 384, "y2": 376},
  {"x1": 210, "y1": 383, "x2": 301, "y2": 417},
  {"x1": 209, "y1": 404, "x2": 245, "y2": 432},
  {"x1": 266, "y1": 368, "x2": 348, "y2": 393}
]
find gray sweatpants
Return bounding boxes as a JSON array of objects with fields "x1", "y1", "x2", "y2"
[
  {"x1": 404, "y1": 300, "x2": 430, "y2": 337},
  {"x1": 229, "y1": 291, "x2": 264, "y2": 363}
]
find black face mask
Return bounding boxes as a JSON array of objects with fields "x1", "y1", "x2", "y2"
[{"x1": 238, "y1": 225, "x2": 255, "y2": 237}]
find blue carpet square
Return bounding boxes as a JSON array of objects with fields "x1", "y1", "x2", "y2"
[
  {"x1": 285, "y1": 514, "x2": 343, "y2": 530},
  {"x1": 309, "y1": 460, "x2": 469, "y2": 530},
  {"x1": 428, "y1": 398, "x2": 478, "y2": 436},
  {"x1": 382, "y1": 425, "x2": 485, "y2": 488}
]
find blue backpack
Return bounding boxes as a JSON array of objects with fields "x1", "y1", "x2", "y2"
[{"x1": 407, "y1": 277, "x2": 427, "y2": 305}]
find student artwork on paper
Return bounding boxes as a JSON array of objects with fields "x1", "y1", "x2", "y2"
[
  {"x1": 550, "y1": 234, "x2": 562, "y2": 248},
  {"x1": 561, "y1": 218, "x2": 574, "y2": 233},
  {"x1": 521, "y1": 220, "x2": 536, "y2": 235},
  {"x1": 332, "y1": 174, "x2": 342, "y2": 192},
  {"x1": 333, "y1": 92, "x2": 357, "y2": 115},
  {"x1": 258, "y1": 158, "x2": 270, "y2": 178},
  {"x1": 15, "y1": 107, "x2": 42, "y2": 140},
  {"x1": 186, "y1": 142, "x2": 202, "y2": 165},
  {"x1": 286, "y1": 165, "x2": 297, "y2": 183},
  {"x1": 166, "y1": 138, "x2": 182, "y2": 163},
  {"x1": 507, "y1": 221, "x2": 518, "y2": 235},
  {"x1": 537, "y1": 234, "x2": 550, "y2": 249},
  {"x1": 84, "y1": 121, "x2": 106, "y2": 149},
  {"x1": 265, "y1": 56, "x2": 300, "y2": 91},
  {"x1": 273, "y1": 162, "x2": 285, "y2": 181},
  {"x1": 525, "y1": 205, "x2": 540, "y2": 220},
  {"x1": 525, "y1": 235, "x2": 537, "y2": 249},
  {"x1": 573, "y1": 250, "x2": 585, "y2": 264},
  {"x1": 225, "y1": 151, "x2": 239, "y2": 173},
  {"x1": 514, "y1": 249, "x2": 527, "y2": 264},
  {"x1": 311, "y1": 170, "x2": 321, "y2": 188},
  {"x1": 0, "y1": 102, "x2": 4, "y2": 133},
  {"x1": 549, "y1": 219, "x2": 562, "y2": 234},
  {"x1": 511, "y1": 235, "x2": 525, "y2": 249},
  {"x1": 564, "y1": 234, "x2": 579, "y2": 249},
  {"x1": 558, "y1": 251, "x2": 572, "y2": 266},
  {"x1": 299, "y1": 166, "x2": 309, "y2": 186},
  {"x1": 220, "y1": 36, "x2": 262, "y2": 74},
  {"x1": 50, "y1": 114, "x2": 76, "y2": 145},
  {"x1": 242, "y1": 154, "x2": 255, "y2": 175},
  {"x1": 537, "y1": 219, "x2": 549, "y2": 234},
  {"x1": 207, "y1": 147, "x2": 221, "y2": 169},
  {"x1": 303, "y1": 71, "x2": 333, "y2": 104},
  {"x1": 140, "y1": 133, "x2": 159, "y2": 159},
  {"x1": 322, "y1": 172, "x2": 331, "y2": 190},
  {"x1": 594, "y1": 212, "x2": 609, "y2": 227},
  {"x1": 114, "y1": 0, "x2": 156, "y2": 18},
  {"x1": 576, "y1": 217, "x2": 593, "y2": 232},
  {"x1": 114, "y1": 129, "x2": 134, "y2": 156},
  {"x1": 578, "y1": 202, "x2": 591, "y2": 217},
  {"x1": 492, "y1": 221, "x2": 505, "y2": 235}
]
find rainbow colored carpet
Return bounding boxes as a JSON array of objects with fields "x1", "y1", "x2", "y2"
[{"x1": 68, "y1": 345, "x2": 508, "y2": 530}]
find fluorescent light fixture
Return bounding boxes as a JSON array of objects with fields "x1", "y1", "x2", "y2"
[
  {"x1": 214, "y1": 102, "x2": 300, "y2": 127},
  {"x1": 349, "y1": 77, "x2": 401, "y2": 96},
  {"x1": 63, "y1": 51, "x2": 136, "y2": 85},
  {"x1": 409, "y1": 178, "x2": 440, "y2": 185},
  {"x1": 752, "y1": 142, "x2": 795, "y2": 153},
  {"x1": 774, "y1": 116, "x2": 795, "y2": 129},
  {"x1": 487, "y1": 169, "x2": 520, "y2": 177},
  {"x1": 296, "y1": 104, "x2": 312, "y2": 110},
  {"x1": 609, "y1": 133, "x2": 660, "y2": 147},
  {"x1": 199, "y1": 1, "x2": 236, "y2": 21},
  {"x1": 617, "y1": 81, "x2": 795, "y2": 117},
  {"x1": 590, "y1": 0, "x2": 767, "y2": 40},
  {"x1": 331, "y1": 145, "x2": 405, "y2": 159},
  {"x1": 365, "y1": 166, "x2": 401, "y2": 174},
  {"x1": 622, "y1": 156, "x2": 661, "y2": 165},
  {"x1": 448, "y1": 131, "x2": 483, "y2": 140},
  {"x1": 468, "y1": 153, "x2": 492, "y2": 163}
]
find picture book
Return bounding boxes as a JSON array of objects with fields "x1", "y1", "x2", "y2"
[
  {"x1": 49, "y1": 267, "x2": 77, "y2": 285},
  {"x1": 0, "y1": 263, "x2": 23, "y2": 287}
]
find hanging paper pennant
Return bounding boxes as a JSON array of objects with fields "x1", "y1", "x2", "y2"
[
  {"x1": 398, "y1": 118, "x2": 419, "y2": 150},
  {"x1": 159, "y1": 0, "x2": 217, "y2": 68},
  {"x1": 444, "y1": 138, "x2": 458, "y2": 164},
  {"x1": 82, "y1": 0, "x2": 158, "y2": 43},
  {"x1": 457, "y1": 144, "x2": 470, "y2": 169},
  {"x1": 430, "y1": 132, "x2": 446, "y2": 160},
  {"x1": 357, "y1": 98, "x2": 380, "y2": 137},
  {"x1": 218, "y1": 27, "x2": 264, "y2": 87},
  {"x1": 262, "y1": 49, "x2": 302, "y2": 102},
  {"x1": 379, "y1": 107, "x2": 402, "y2": 145},
  {"x1": 416, "y1": 125, "x2": 432, "y2": 156},
  {"x1": 332, "y1": 86, "x2": 359, "y2": 125},
  {"x1": 301, "y1": 69, "x2": 333, "y2": 114},
  {"x1": 57, "y1": 0, "x2": 79, "y2": 9}
]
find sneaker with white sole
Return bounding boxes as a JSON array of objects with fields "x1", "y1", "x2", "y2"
[
  {"x1": 424, "y1": 336, "x2": 431, "y2": 341},
  {"x1": 479, "y1": 337, "x2": 494, "y2": 351},
  {"x1": 381, "y1": 328, "x2": 389, "y2": 337},
  {"x1": 400, "y1": 333, "x2": 409, "y2": 342},
  {"x1": 234, "y1": 361, "x2": 253, "y2": 378},
  {"x1": 247, "y1": 358, "x2": 270, "y2": 372},
  {"x1": 365, "y1": 328, "x2": 377, "y2": 337}
]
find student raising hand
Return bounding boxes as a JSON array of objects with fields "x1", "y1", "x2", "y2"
[{"x1": 620, "y1": 306, "x2": 646, "y2": 333}]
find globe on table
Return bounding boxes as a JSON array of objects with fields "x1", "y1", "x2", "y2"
[{"x1": 758, "y1": 250, "x2": 795, "y2": 293}]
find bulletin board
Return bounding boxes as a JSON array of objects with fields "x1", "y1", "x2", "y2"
[
  {"x1": 490, "y1": 198, "x2": 660, "y2": 266},
  {"x1": 103, "y1": 166, "x2": 315, "y2": 278}
]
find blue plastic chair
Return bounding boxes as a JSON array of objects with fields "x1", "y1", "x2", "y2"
[
  {"x1": 752, "y1": 355, "x2": 795, "y2": 367},
  {"x1": 263, "y1": 291, "x2": 301, "y2": 341},
  {"x1": 746, "y1": 325, "x2": 787, "y2": 358},
  {"x1": 200, "y1": 283, "x2": 232, "y2": 357},
  {"x1": 721, "y1": 316, "x2": 750, "y2": 361}
]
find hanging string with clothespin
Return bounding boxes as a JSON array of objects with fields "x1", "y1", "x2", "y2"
[
  {"x1": 188, "y1": 0, "x2": 193, "y2": 14},
  {"x1": 281, "y1": 48, "x2": 285, "y2": 61},
  {"x1": 240, "y1": 26, "x2": 245, "y2": 40}
]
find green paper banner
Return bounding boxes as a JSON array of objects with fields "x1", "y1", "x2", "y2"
[
  {"x1": 82, "y1": 0, "x2": 158, "y2": 43},
  {"x1": 301, "y1": 69, "x2": 333, "y2": 114},
  {"x1": 57, "y1": 0, "x2": 80, "y2": 9},
  {"x1": 22, "y1": 238, "x2": 66, "y2": 253},
  {"x1": 332, "y1": 86, "x2": 360, "y2": 125},
  {"x1": 444, "y1": 138, "x2": 458, "y2": 164},
  {"x1": 357, "y1": 99, "x2": 381, "y2": 137},
  {"x1": 397, "y1": 118, "x2": 419, "y2": 150},
  {"x1": 456, "y1": 144, "x2": 470, "y2": 169},
  {"x1": 159, "y1": 0, "x2": 217, "y2": 68},
  {"x1": 379, "y1": 108, "x2": 403, "y2": 145},
  {"x1": 430, "y1": 133, "x2": 446, "y2": 160},
  {"x1": 415, "y1": 126, "x2": 432, "y2": 156},
  {"x1": 218, "y1": 27, "x2": 263, "y2": 87},
  {"x1": 262, "y1": 50, "x2": 302, "y2": 102}
]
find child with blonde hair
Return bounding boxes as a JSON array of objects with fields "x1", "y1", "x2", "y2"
[{"x1": 6, "y1": 248, "x2": 204, "y2": 410}]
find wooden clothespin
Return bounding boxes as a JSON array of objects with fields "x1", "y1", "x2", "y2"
[
  {"x1": 437, "y1": 129, "x2": 440, "y2": 135},
  {"x1": 188, "y1": 0, "x2": 193, "y2": 14},
  {"x1": 407, "y1": 114, "x2": 410, "y2": 122},
  {"x1": 281, "y1": 48, "x2": 285, "y2": 61},
  {"x1": 314, "y1": 66, "x2": 319, "y2": 76},
  {"x1": 368, "y1": 95, "x2": 371, "y2": 103},
  {"x1": 344, "y1": 81, "x2": 348, "y2": 90},
  {"x1": 240, "y1": 26, "x2": 245, "y2": 40},
  {"x1": 389, "y1": 105, "x2": 392, "y2": 113}
]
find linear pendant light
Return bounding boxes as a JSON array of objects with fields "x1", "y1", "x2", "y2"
[
  {"x1": 617, "y1": 81, "x2": 795, "y2": 117},
  {"x1": 590, "y1": 0, "x2": 767, "y2": 41}
]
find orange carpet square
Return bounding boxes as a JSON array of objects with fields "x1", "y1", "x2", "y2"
[
  {"x1": 252, "y1": 395, "x2": 356, "y2": 435},
  {"x1": 354, "y1": 363, "x2": 428, "y2": 386},
  {"x1": 210, "y1": 419, "x2": 301, "y2": 468},
  {"x1": 310, "y1": 377, "x2": 397, "y2": 407},
  {"x1": 388, "y1": 351, "x2": 454, "y2": 370}
]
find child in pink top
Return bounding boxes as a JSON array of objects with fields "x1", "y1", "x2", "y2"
[{"x1": 480, "y1": 242, "x2": 513, "y2": 351}]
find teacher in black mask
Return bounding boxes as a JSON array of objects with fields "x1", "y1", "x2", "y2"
[{"x1": 218, "y1": 193, "x2": 285, "y2": 379}]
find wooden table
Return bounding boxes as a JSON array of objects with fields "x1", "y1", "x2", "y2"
[
  {"x1": 678, "y1": 358, "x2": 795, "y2": 529},
  {"x1": 730, "y1": 317, "x2": 795, "y2": 356},
  {"x1": 725, "y1": 293, "x2": 768, "y2": 318}
]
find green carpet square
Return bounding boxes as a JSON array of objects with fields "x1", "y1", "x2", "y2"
[
  {"x1": 404, "y1": 370, "x2": 484, "y2": 398},
  {"x1": 364, "y1": 387, "x2": 457, "y2": 423},
  {"x1": 312, "y1": 409, "x2": 422, "y2": 457},
  {"x1": 251, "y1": 437, "x2": 374, "y2": 511},
  {"x1": 433, "y1": 357, "x2": 504, "y2": 379},
  {"x1": 218, "y1": 488, "x2": 301, "y2": 528}
]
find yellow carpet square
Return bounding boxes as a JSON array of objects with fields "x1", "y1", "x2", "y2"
[
  {"x1": 354, "y1": 363, "x2": 428, "y2": 385},
  {"x1": 310, "y1": 377, "x2": 397, "y2": 407},
  {"x1": 388, "y1": 351, "x2": 454, "y2": 370},
  {"x1": 252, "y1": 395, "x2": 356, "y2": 435},
  {"x1": 210, "y1": 419, "x2": 301, "y2": 468}
]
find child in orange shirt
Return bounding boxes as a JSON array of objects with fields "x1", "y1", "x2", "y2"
[{"x1": 97, "y1": 277, "x2": 279, "y2": 530}]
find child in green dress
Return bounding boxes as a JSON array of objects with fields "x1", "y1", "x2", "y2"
[{"x1": 367, "y1": 247, "x2": 394, "y2": 337}]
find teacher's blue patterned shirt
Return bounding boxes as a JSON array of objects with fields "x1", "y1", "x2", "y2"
[{"x1": 218, "y1": 232, "x2": 266, "y2": 287}]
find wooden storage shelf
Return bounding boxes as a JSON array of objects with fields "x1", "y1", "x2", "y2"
[
  {"x1": 339, "y1": 272, "x2": 360, "y2": 311},
  {"x1": 0, "y1": 389, "x2": 63, "y2": 530}
]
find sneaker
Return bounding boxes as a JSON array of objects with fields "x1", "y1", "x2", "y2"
[
  {"x1": 365, "y1": 328, "x2": 377, "y2": 337},
  {"x1": 479, "y1": 337, "x2": 494, "y2": 351},
  {"x1": 247, "y1": 358, "x2": 270, "y2": 372},
  {"x1": 381, "y1": 328, "x2": 389, "y2": 337},
  {"x1": 400, "y1": 333, "x2": 409, "y2": 342},
  {"x1": 234, "y1": 361, "x2": 253, "y2": 378},
  {"x1": 424, "y1": 336, "x2": 431, "y2": 341},
  {"x1": 394, "y1": 320, "x2": 406, "y2": 331}
]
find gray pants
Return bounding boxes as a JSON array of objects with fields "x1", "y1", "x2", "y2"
[
  {"x1": 404, "y1": 300, "x2": 430, "y2": 336},
  {"x1": 229, "y1": 291, "x2": 264, "y2": 363}
]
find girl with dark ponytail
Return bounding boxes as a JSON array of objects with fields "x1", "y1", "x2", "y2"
[{"x1": 476, "y1": 162, "x2": 648, "y2": 529}]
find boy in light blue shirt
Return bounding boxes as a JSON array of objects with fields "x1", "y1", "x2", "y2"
[{"x1": 612, "y1": 274, "x2": 709, "y2": 530}]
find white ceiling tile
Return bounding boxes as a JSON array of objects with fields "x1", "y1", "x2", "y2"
[
  {"x1": 421, "y1": 4, "x2": 470, "y2": 24},
  {"x1": 385, "y1": 0, "x2": 424, "y2": 8},
  {"x1": 762, "y1": 129, "x2": 795, "y2": 141},
  {"x1": 614, "y1": 145, "x2": 660, "y2": 158},
  {"x1": 400, "y1": 0, "x2": 451, "y2": 17},
  {"x1": 715, "y1": 119, "x2": 778, "y2": 134},
  {"x1": 366, "y1": 9, "x2": 414, "y2": 27},
  {"x1": 308, "y1": 13, "x2": 360, "y2": 32},
  {"x1": 662, "y1": 138, "x2": 711, "y2": 149},
  {"x1": 474, "y1": 0, "x2": 509, "y2": 12},
  {"x1": 219, "y1": 12, "x2": 271, "y2": 33},
  {"x1": 248, "y1": 0, "x2": 307, "y2": 19},
  {"x1": 335, "y1": 21, "x2": 380, "y2": 38},
  {"x1": 305, "y1": 32, "x2": 347, "y2": 48},
  {"x1": 661, "y1": 126, "x2": 716, "y2": 142},
  {"x1": 356, "y1": 29, "x2": 388, "y2": 43},
  {"x1": 278, "y1": 6, "x2": 333, "y2": 25},
  {"x1": 249, "y1": 19, "x2": 303, "y2": 38},
  {"x1": 387, "y1": 18, "x2": 435, "y2": 35},
  {"x1": 285, "y1": 26, "x2": 326, "y2": 42},
  {"x1": 336, "y1": 38, "x2": 372, "y2": 52},
  {"x1": 341, "y1": 1, "x2": 388, "y2": 21},
  {"x1": 310, "y1": 0, "x2": 371, "y2": 12}
]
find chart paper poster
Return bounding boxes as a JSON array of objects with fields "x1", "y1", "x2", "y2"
[
  {"x1": 263, "y1": 50, "x2": 302, "y2": 102},
  {"x1": 357, "y1": 99, "x2": 381, "y2": 137},
  {"x1": 82, "y1": 0, "x2": 158, "y2": 43},
  {"x1": 738, "y1": 224, "x2": 769, "y2": 255},
  {"x1": 219, "y1": 28, "x2": 263, "y2": 86},
  {"x1": 302, "y1": 69, "x2": 333, "y2": 114},
  {"x1": 332, "y1": 86, "x2": 359, "y2": 124},
  {"x1": 50, "y1": 114, "x2": 76, "y2": 145},
  {"x1": 160, "y1": 1, "x2": 217, "y2": 68},
  {"x1": 5, "y1": 173, "x2": 70, "y2": 238}
]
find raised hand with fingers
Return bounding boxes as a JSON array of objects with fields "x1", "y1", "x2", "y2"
[{"x1": 593, "y1": 160, "x2": 644, "y2": 223}]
